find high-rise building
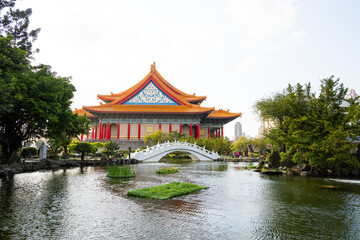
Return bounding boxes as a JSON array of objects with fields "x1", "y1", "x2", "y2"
[{"x1": 234, "y1": 122, "x2": 242, "y2": 141}]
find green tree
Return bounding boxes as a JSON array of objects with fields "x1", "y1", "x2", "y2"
[
  {"x1": 0, "y1": 37, "x2": 75, "y2": 164},
  {"x1": 74, "y1": 142, "x2": 96, "y2": 160},
  {"x1": 254, "y1": 76, "x2": 360, "y2": 173},
  {"x1": 102, "y1": 141, "x2": 119, "y2": 159},
  {"x1": 46, "y1": 112, "x2": 90, "y2": 155},
  {"x1": 0, "y1": 0, "x2": 40, "y2": 54},
  {"x1": 232, "y1": 136, "x2": 250, "y2": 153},
  {"x1": 252, "y1": 137, "x2": 266, "y2": 152}
]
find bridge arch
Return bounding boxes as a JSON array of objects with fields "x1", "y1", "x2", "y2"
[{"x1": 132, "y1": 141, "x2": 220, "y2": 162}]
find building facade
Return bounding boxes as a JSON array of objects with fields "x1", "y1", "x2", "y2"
[
  {"x1": 74, "y1": 63, "x2": 241, "y2": 146},
  {"x1": 234, "y1": 122, "x2": 242, "y2": 141}
]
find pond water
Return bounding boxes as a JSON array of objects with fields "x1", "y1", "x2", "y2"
[{"x1": 1, "y1": 161, "x2": 360, "y2": 240}]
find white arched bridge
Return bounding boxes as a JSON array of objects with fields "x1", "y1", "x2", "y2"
[{"x1": 132, "y1": 141, "x2": 221, "y2": 162}]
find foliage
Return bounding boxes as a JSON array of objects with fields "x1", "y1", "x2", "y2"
[
  {"x1": 145, "y1": 130, "x2": 232, "y2": 155},
  {"x1": 106, "y1": 165, "x2": 136, "y2": 178},
  {"x1": 254, "y1": 76, "x2": 360, "y2": 172},
  {"x1": 0, "y1": 0, "x2": 41, "y2": 54},
  {"x1": 46, "y1": 112, "x2": 90, "y2": 154},
  {"x1": 73, "y1": 142, "x2": 96, "y2": 160},
  {"x1": 232, "y1": 136, "x2": 251, "y2": 152},
  {"x1": 247, "y1": 164, "x2": 257, "y2": 170},
  {"x1": 21, "y1": 147, "x2": 37, "y2": 158},
  {"x1": 252, "y1": 138, "x2": 266, "y2": 152},
  {"x1": 127, "y1": 182, "x2": 208, "y2": 200},
  {"x1": 0, "y1": 36, "x2": 76, "y2": 164},
  {"x1": 102, "y1": 141, "x2": 119, "y2": 159},
  {"x1": 156, "y1": 166, "x2": 179, "y2": 174}
]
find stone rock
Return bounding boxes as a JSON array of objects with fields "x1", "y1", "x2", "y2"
[
  {"x1": 268, "y1": 151, "x2": 280, "y2": 169},
  {"x1": 297, "y1": 164, "x2": 310, "y2": 171},
  {"x1": 0, "y1": 170, "x2": 7, "y2": 177},
  {"x1": 300, "y1": 171, "x2": 310, "y2": 176}
]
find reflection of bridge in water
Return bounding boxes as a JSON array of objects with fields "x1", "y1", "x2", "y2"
[{"x1": 132, "y1": 141, "x2": 221, "y2": 162}]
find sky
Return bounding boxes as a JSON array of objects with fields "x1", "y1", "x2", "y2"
[{"x1": 14, "y1": 0, "x2": 360, "y2": 138}]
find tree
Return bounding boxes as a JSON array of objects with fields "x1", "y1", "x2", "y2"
[
  {"x1": 46, "y1": 111, "x2": 90, "y2": 155},
  {"x1": 0, "y1": 37, "x2": 75, "y2": 164},
  {"x1": 252, "y1": 137, "x2": 266, "y2": 152},
  {"x1": 102, "y1": 141, "x2": 119, "y2": 159},
  {"x1": 74, "y1": 142, "x2": 96, "y2": 160},
  {"x1": 0, "y1": 0, "x2": 40, "y2": 54},
  {"x1": 232, "y1": 136, "x2": 251, "y2": 153},
  {"x1": 254, "y1": 76, "x2": 360, "y2": 173}
]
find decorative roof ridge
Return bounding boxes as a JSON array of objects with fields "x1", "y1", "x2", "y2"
[
  {"x1": 97, "y1": 62, "x2": 207, "y2": 103},
  {"x1": 73, "y1": 108, "x2": 96, "y2": 117},
  {"x1": 103, "y1": 68, "x2": 194, "y2": 106}
]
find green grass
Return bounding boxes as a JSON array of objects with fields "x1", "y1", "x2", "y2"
[
  {"x1": 127, "y1": 182, "x2": 208, "y2": 200},
  {"x1": 156, "y1": 166, "x2": 179, "y2": 174},
  {"x1": 106, "y1": 165, "x2": 136, "y2": 178},
  {"x1": 247, "y1": 164, "x2": 257, "y2": 170}
]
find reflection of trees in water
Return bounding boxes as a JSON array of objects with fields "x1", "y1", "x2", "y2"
[
  {"x1": 252, "y1": 175, "x2": 359, "y2": 240},
  {"x1": 0, "y1": 170, "x2": 72, "y2": 239},
  {"x1": 0, "y1": 175, "x2": 16, "y2": 239}
]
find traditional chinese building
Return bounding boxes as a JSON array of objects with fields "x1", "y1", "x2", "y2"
[{"x1": 74, "y1": 63, "x2": 241, "y2": 147}]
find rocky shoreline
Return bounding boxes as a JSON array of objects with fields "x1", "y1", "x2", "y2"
[{"x1": 0, "y1": 159, "x2": 105, "y2": 177}]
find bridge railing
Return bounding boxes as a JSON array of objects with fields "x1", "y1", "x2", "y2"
[{"x1": 133, "y1": 140, "x2": 220, "y2": 159}]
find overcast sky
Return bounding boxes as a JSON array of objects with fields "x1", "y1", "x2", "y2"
[{"x1": 15, "y1": 0, "x2": 360, "y2": 138}]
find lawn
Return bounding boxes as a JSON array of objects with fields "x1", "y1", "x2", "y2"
[
  {"x1": 127, "y1": 182, "x2": 208, "y2": 200},
  {"x1": 156, "y1": 166, "x2": 179, "y2": 174}
]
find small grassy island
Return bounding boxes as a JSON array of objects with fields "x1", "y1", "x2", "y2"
[
  {"x1": 127, "y1": 182, "x2": 208, "y2": 200},
  {"x1": 106, "y1": 165, "x2": 136, "y2": 178},
  {"x1": 156, "y1": 166, "x2": 179, "y2": 174}
]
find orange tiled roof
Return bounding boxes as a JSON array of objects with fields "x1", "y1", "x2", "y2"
[
  {"x1": 97, "y1": 62, "x2": 206, "y2": 104},
  {"x1": 73, "y1": 108, "x2": 96, "y2": 117},
  {"x1": 83, "y1": 104, "x2": 214, "y2": 114},
  {"x1": 206, "y1": 109, "x2": 242, "y2": 119}
]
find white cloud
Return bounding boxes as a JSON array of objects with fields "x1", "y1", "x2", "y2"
[{"x1": 292, "y1": 29, "x2": 307, "y2": 39}]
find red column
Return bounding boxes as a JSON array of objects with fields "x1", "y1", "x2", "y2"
[
  {"x1": 99, "y1": 123, "x2": 102, "y2": 140},
  {"x1": 102, "y1": 124, "x2": 105, "y2": 139},
  {"x1": 189, "y1": 124, "x2": 192, "y2": 137},
  {"x1": 80, "y1": 134, "x2": 83, "y2": 141},
  {"x1": 117, "y1": 123, "x2": 120, "y2": 139},
  {"x1": 159, "y1": 123, "x2": 162, "y2": 131},
  {"x1": 208, "y1": 127, "x2": 210, "y2": 138},
  {"x1": 94, "y1": 126, "x2": 97, "y2": 140},
  {"x1": 138, "y1": 123, "x2": 141, "y2": 140},
  {"x1": 197, "y1": 124, "x2": 200, "y2": 139},
  {"x1": 107, "y1": 123, "x2": 110, "y2": 140},
  {"x1": 169, "y1": 123, "x2": 172, "y2": 133},
  {"x1": 221, "y1": 127, "x2": 224, "y2": 137},
  {"x1": 91, "y1": 128, "x2": 94, "y2": 139},
  {"x1": 179, "y1": 124, "x2": 182, "y2": 134},
  {"x1": 127, "y1": 123, "x2": 130, "y2": 140}
]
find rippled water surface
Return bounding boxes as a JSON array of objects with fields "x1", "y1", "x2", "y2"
[{"x1": 1, "y1": 162, "x2": 360, "y2": 240}]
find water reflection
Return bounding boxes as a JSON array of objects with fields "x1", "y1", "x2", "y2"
[{"x1": 0, "y1": 162, "x2": 359, "y2": 239}]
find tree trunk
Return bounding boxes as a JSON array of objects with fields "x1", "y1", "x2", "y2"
[
  {"x1": 81, "y1": 152, "x2": 85, "y2": 160},
  {"x1": 1, "y1": 142, "x2": 20, "y2": 165}
]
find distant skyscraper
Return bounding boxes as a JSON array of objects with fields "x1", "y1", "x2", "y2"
[{"x1": 234, "y1": 122, "x2": 242, "y2": 141}]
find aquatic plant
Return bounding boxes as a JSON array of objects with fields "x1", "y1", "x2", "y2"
[
  {"x1": 106, "y1": 165, "x2": 136, "y2": 178},
  {"x1": 247, "y1": 164, "x2": 257, "y2": 170},
  {"x1": 156, "y1": 166, "x2": 179, "y2": 174},
  {"x1": 127, "y1": 182, "x2": 208, "y2": 200}
]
